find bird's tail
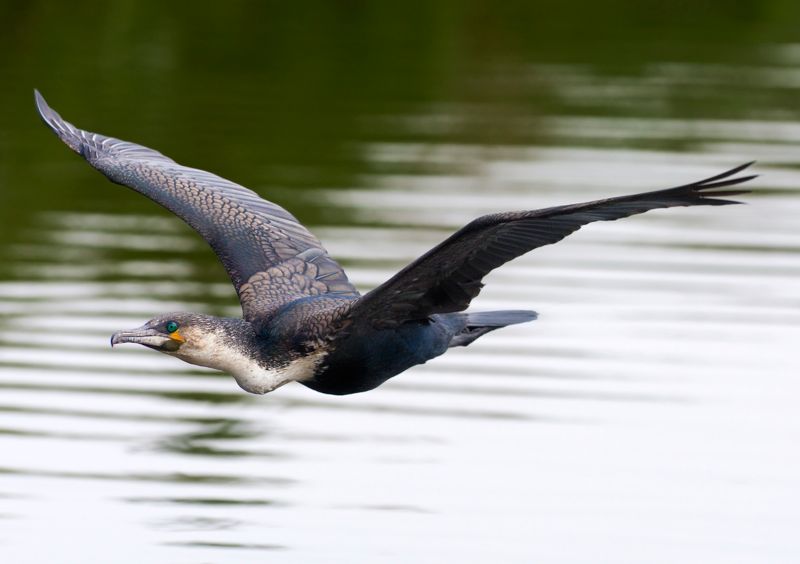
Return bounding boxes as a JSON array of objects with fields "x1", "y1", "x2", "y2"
[{"x1": 448, "y1": 310, "x2": 537, "y2": 348}]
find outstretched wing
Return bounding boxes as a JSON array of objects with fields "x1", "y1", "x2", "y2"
[
  {"x1": 35, "y1": 91, "x2": 359, "y2": 322},
  {"x1": 342, "y1": 163, "x2": 755, "y2": 330}
]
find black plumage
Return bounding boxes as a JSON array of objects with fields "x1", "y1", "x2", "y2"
[
  {"x1": 340, "y1": 162, "x2": 754, "y2": 331},
  {"x1": 35, "y1": 90, "x2": 755, "y2": 395}
]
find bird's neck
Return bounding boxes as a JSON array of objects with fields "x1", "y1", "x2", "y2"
[{"x1": 173, "y1": 316, "x2": 323, "y2": 395}]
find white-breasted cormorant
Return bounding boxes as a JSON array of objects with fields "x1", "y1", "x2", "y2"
[{"x1": 34, "y1": 91, "x2": 755, "y2": 395}]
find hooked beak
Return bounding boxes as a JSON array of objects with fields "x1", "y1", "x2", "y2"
[{"x1": 110, "y1": 325, "x2": 183, "y2": 351}]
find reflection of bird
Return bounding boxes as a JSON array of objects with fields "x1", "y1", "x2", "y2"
[{"x1": 34, "y1": 91, "x2": 755, "y2": 395}]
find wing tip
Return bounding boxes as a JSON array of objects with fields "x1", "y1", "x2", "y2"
[
  {"x1": 33, "y1": 89, "x2": 83, "y2": 154},
  {"x1": 690, "y1": 162, "x2": 756, "y2": 205},
  {"x1": 695, "y1": 161, "x2": 756, "y2": 186},
  {"x1": 34, "y1": 88, "x2": 59, "y2": 128}
]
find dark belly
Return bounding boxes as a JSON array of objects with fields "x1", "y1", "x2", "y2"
[{"x1": 301, "y1": 318, "x2": 458, "y2": 395}]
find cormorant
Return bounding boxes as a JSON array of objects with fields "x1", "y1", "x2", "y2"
[{"x1": 34, "y1": 91, "x2": 755, "y2": 395}]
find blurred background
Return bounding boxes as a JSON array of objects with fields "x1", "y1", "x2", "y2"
[{"x1": 0, "y1": 1, "x2": 798, "y2": 562}]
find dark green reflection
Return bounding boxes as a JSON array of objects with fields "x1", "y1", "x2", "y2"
[{"x1": 3, "y1": 0, "x2": 800, "y2": 265}]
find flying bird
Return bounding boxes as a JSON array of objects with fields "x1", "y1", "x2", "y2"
[{"x1": 34, "y1": 91, "x2": 755, "y2": 395}]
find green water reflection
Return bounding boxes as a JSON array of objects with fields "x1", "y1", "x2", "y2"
[{"x1": 2, "y1": 1, "x2": 799, "y2": 242}]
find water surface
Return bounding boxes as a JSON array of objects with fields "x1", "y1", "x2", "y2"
[{"x1": 1, "y1": 6, "x2": 799, "y2": 563}]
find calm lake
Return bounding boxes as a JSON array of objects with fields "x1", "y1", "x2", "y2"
[{"x1": 1, "y1": 5, "x2": 799, "y2": 563}]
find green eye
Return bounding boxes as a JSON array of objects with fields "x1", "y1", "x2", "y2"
[{"x1": 165, "y1": 321, "x2": 179, "y2": 333}]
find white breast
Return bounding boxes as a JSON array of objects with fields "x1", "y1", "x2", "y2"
[
  {"x1": 226, "y1": 351, "x2": 326, "y2": 395},
  {"x1": 172, "y1": 330, "x2": 326, "y2": 395}
]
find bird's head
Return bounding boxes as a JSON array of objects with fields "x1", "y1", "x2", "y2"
[
  {"x1": 110, "y1": 312, "x2": 226, "y2": 359},
  {"x1": 110, "y1": 313, "x2": 297, "y2": 394}
]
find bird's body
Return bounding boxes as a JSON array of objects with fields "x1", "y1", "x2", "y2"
[{"x1": 35, "y1": 91, "x2": 755, "y2": 396}]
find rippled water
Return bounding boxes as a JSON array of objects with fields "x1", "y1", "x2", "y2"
[{"x1": 2, "y1": 22, "x2": 800, "y2": 563}]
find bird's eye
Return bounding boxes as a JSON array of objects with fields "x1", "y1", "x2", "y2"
[{"x1": 166, "y1": 321, "x2": 179, "y2": 333}]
